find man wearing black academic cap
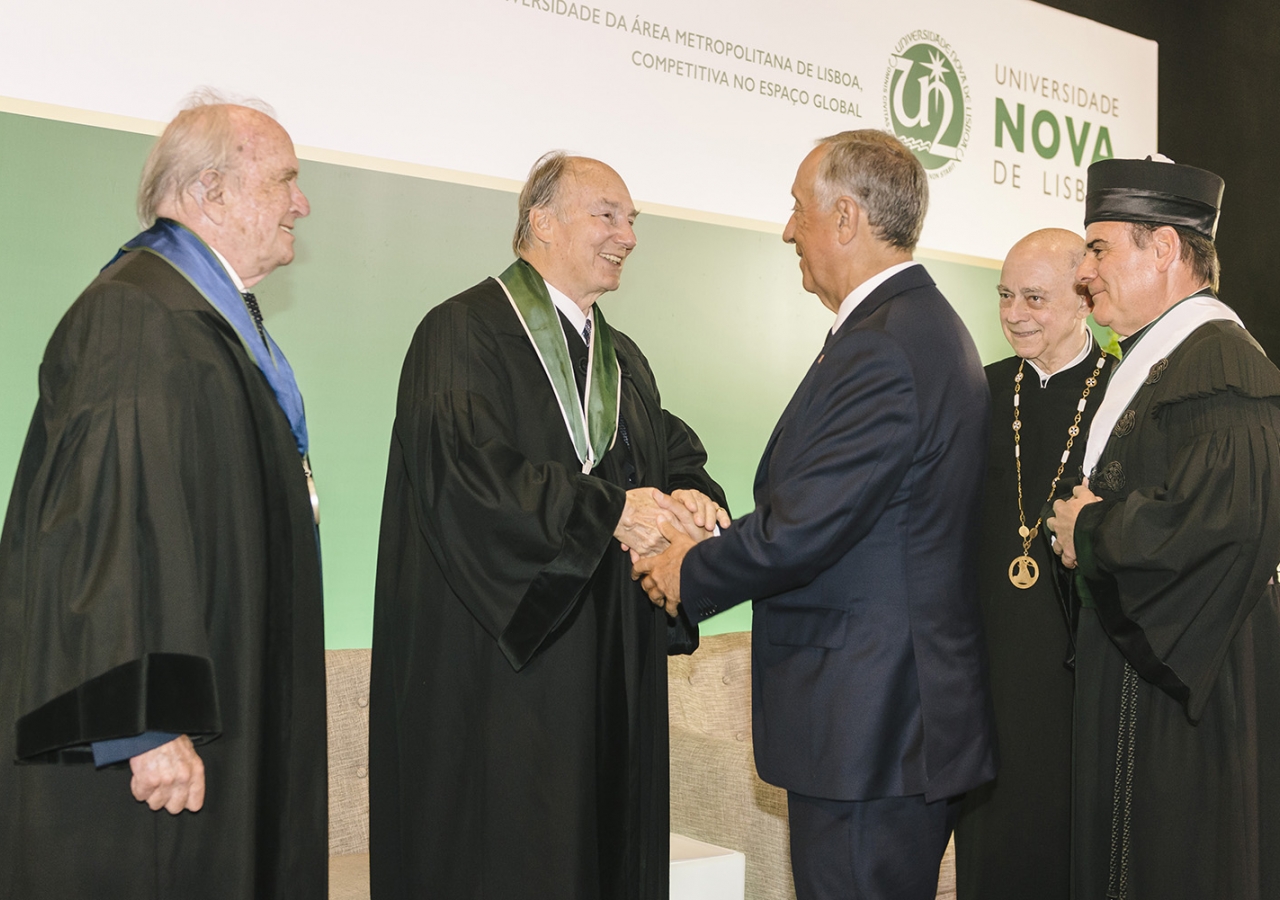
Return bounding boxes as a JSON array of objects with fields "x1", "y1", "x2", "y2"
[{"x1": 1046, "y1": 157, "x2": 1280, "y2": 899}]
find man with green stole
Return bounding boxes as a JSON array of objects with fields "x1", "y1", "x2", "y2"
[
  {"x1": 1048, "y1": 156, "x2": 1280, "y2": 898},
  {"x1": 0, "y1": 95, "x2": 326, "y2": 898},
  {"x1": 369, "y1": 152, "x2": 729, "y2": 900}
]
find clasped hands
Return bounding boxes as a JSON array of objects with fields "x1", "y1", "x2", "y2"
[
  {"x1": 614, "y1": 488, "x2": 728, "y2": 617},
  {"x1": 1045, "y1": 478, "x2": 1103, "y2": 569}
]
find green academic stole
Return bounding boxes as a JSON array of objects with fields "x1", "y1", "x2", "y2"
[{"x1": 496, "y1": 259, "x2": 620, "y2": 474}]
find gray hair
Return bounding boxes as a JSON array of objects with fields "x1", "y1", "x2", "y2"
[
  {"x1": 513, "y1": 151, "x2": 573, "y2": 256},
  {"x1": 136, "y1": 88, "x2": 276, "y2": 226},
  {"x1": 1128, "y1": 222, "x2": 1221, "y2": 293},
  {"x1": 812, "y1": 130, "x2": 929, "y2": 252}
]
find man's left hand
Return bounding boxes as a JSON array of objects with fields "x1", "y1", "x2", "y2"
[
  {"x1": 130, "y1": 734, "x2": 205, "y2": 814},
  {"x1": 632, "y1": 518, "x2": 695, "y2": 617},
  {"x1": 660, "y1": 489, "x2": 729, "y2": 540},
  {"x1": 1046, "y1": 478, "x2": 1102, "y2": 569}
]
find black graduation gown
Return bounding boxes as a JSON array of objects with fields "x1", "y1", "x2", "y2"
[
  {"x1": 369, "y1": 277, "x2": 726, "y2": 900},
  {"x1": 1072, "y1": 321, "x2": 1280, "y2": 899},
  {"x1": 0, "y1": 251, "x2": 327, "y2": 899},
  {"x1": 955, "y1": 342, "x2": 1108, "y2": 900}
]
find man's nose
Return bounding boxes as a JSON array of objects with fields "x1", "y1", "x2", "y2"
[{"x1": 293, "y1": 183, "x2": 311, "y2": 218}]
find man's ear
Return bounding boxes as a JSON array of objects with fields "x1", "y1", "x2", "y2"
[
  {"x1": 1151, "y1": 225, "x2": 1181, "y2": 273},
  {"x1": 190, "y1": 169, "x2": 228, "y2": 225},
  {"x1": 528, "y1": 205, "x2": 555, "y2": 245},
  {"x1": 834, "y1": 196, "x2": 861, "y2": 245}
]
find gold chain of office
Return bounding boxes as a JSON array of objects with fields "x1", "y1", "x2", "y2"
[{"x1": 1008, "y1": 352, "x2": 1107, "y2": 589}]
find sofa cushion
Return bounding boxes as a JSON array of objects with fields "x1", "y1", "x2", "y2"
[{"x1": 668, "y1": 631, "x2": 753, "y2": 739}]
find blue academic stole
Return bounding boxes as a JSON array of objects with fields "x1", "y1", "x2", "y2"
[{"x1": 106, "y1": 219, "x2": 310, "y2": 457}]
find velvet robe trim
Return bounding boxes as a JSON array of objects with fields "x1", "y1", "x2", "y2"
[{"x1": 15, "y1": 653, "x2": 219, "y2": 761}]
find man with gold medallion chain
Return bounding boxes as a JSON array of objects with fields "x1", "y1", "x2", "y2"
[{"x1": 955, "y1": 228, "x2": 1113, "y2": 900}]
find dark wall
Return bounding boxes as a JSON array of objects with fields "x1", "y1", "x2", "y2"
[{"x1": 1039, "y1": 0, "x2": 1280, "y2": 356}]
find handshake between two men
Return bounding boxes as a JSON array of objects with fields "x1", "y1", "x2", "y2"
[{"x1": 614, "y1": 488, "x2": 726, "y2": 617}]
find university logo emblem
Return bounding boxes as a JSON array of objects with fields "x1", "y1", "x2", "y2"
[{"x1": 884, "y1": 32, "x2": 971, "y2": 177}]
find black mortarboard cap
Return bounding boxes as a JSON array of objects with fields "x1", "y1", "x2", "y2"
[{"x1": 1084, "y1": 156, "x2": 1224, "y2": 239}]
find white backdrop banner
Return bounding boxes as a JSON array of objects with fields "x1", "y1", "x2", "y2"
[{"x1": 0, "y1": 0, "x2": 1156, "y2": 260}]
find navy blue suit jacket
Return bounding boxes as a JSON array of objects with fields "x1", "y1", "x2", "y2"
[{"x1": 682, "y1": 264, "x2": 996, "y2": 802}]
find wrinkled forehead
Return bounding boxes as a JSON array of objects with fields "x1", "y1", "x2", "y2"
[
  {"x1": 562, "y1": 160, "x2": 635, "y2": 213},
  {"x1": 791, "y1": 146, "x2": 827, "y2": 199},
  {"x1": 1083, "y1": 219, "x2": 1131, "y2": 245},
  {"x1": 1003, "y1": 244, "x2": 1079, "y2": 290},
  {"x1": 232, "y1": 111, "x2": 299, "y2": 173}
]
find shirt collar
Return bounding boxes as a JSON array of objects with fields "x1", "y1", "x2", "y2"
[
  {"x1": 1026, "y1": 332, "x2": 1093, "y2": 387},
  {"x1": 544, "y1": 280, "x2": 590, "y2": 343},
  {"x1": 832, "y1": 261, "x2": 920, "y2": 335},
  {"x1": 208, "y1": 244, "x2": 247, "y2": 293}
]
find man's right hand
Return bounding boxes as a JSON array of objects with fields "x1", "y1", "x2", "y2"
[
  {"x1": 614, "y1": 488, "x2": 670, "y2": 557},
  {"x1": 130, "y1": 734, "x2": 205, "y2": 814}
]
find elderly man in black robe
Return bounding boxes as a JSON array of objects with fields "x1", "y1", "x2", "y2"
[
  {"x1": 1048, "y1": 157, "x2": 1280, "y2": 899},
  {"x1": 0, "y1": 95, "x2": 326, "y2": 898},
  {"x1": 369, "y1": 151, "x2": 728, "y2": 900},
  {"x1": 955, "y1": 228, "x2": 1111, "y2": 900}
]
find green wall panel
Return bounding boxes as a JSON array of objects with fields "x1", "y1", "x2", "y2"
[{"x1": 0, "y1": 111, "x2": 1006, "y2": 646}]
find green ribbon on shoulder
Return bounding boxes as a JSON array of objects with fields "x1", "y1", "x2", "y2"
[{"x1": 496, "y1": 259, "x2": 620, "y2": 473}]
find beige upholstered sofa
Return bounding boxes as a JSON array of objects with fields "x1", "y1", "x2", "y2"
[{"x1": 324, "y1": 634, "x2": 956, "y2": 900}]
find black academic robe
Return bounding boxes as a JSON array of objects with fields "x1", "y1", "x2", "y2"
[
  {"x1": 1072, "y1": 320, "x2": 1280, "y2": 899},
  {"x1": 955, "y1": 341, "x2": 1108, "y2": 900},
  {"x1": 0, "y1": 251, "x2": 327, "y2": 898},
  {"x1": 369, "y1": 276, "x2": 726, "y2": 900}
]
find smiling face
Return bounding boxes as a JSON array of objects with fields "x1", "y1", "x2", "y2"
[
  {"x1": 216, "y1": 110, "x2": 310, "y2": 287},
  {"x1": 1077, "y1": 220, "x2": 1166, "y2": 337},
  {"x1": 534, "y1": 159, "x2": 638, "y2": 309},
  {"x1": 998, "y1": 231, "x2": 1090, "y2": 373},
  {"x1": 782, "y1": 146, "x2": 844, "y2": 311}
]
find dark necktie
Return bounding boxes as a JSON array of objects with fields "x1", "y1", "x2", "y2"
[
  {"x1": 578, "y1": 315, "x2": 629, "y2": 450},
  {"x1": 241, "y1": 292, "x2": 268, "y2": 346}
]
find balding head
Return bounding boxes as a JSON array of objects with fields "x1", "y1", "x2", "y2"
[
  {"x1": 998, "y1": 228, "x2": 1091, "y2": 374},
  {"x1": 1007, "y1": 228, "x2": 1085, "y2": 277},
  {"x1": 140, "y1": 92, "x2": 309, "y2": 288},
  {"x1": 515, "y1": 153, "x2": 638, "y2": 311},
  {"x1": 140, "y1": 93, "x2": 273, "y2": 225}
]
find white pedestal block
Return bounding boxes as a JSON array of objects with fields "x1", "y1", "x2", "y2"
[{"x1": 669, "y1": 832, "x2": 746, "y2": 900}]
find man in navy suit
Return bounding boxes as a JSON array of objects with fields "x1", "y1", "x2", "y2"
[{"x1": 634, "y1": 129, "x2": 996, "y2": 899}]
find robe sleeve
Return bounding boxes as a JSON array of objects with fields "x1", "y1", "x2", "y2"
[
  {"x1": 1075, "y1": 348, "x2": 1280, "y2": 721},
  {"x1": 13, "y1": 281, "x2": 221, "y2": 761},
  {"x1": 681, "y1": 329, "x2": 917, "y2": 616},
  {"x1": 391, "y1": 299, "x2": 627, "y2": 670}
]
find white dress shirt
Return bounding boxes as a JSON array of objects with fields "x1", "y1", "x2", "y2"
[{"x1": 831, "y1": 261, "x2": 921, "y2": 335}]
